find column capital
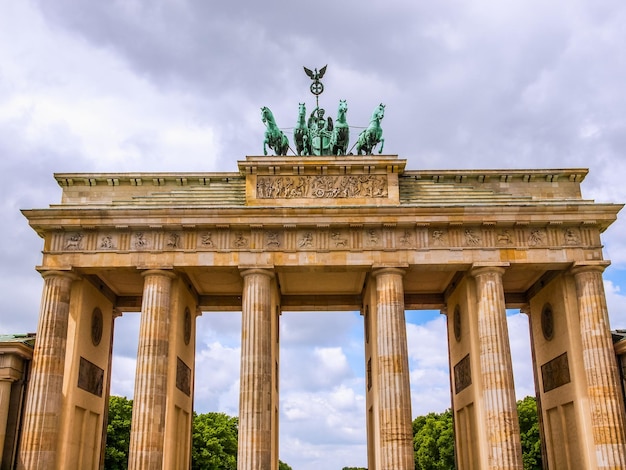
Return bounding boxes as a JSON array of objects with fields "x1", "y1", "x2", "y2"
[
  {"x1": 372, "y1": 266, "x2": 407, "y2": 278},
  {"x1": 469, "y1": 262, "x2": 510, "y2": 278},
  {"x1": 140, "y1": 268, "x2": 177, "y2": 279},
  {"x1": 37, "y1": 269, "x2": 80, "y2": 282},
  {"x1": 239, "y1": 267, "x2": 275, "y2": 279},
  {"x1": 570, "y1": 260, "x2": 610, "y2": 276}
]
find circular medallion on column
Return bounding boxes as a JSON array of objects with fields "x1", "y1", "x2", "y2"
[
  {"x1": 541, "y1": 303, "x2": 554, "y2": 341},
  {"x1": 91, "y1": 307, "x2": 103, "y2": 346},
  {"x1": 184, "y1": 307, "x2": 192, "y2": 345},
  {"x1": 453, "y1": 305, "x2": 462, "y2": 342}
]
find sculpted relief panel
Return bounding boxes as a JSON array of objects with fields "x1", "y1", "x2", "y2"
[
  {"x1": 256, "y1": 175, "x2": 388, "y2": 199},
  {"x1": 49, "y1": 224, "x2": 593, "y2": 254}
]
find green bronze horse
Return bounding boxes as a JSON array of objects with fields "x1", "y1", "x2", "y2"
[
  {"x1": 330, "y1": 99, "x2": 349, "y2": 155},
  {"x1": 294, "y1": 102, "x2": 310, "y2": 155},
  {"x1": 261, "y1": 106, "x2": 289, "y2": 156},
  {"x1": 356, "y1": 103, "x2": 385, "y2": 155}
]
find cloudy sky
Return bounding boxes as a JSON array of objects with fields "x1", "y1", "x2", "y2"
[{"x1": 1, "y1": 1, "x2": 626, "y2": 468}]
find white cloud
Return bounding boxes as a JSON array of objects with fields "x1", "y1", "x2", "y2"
[
  {"x1": 606, "y1": 279, "x2": 626, "y2": 330},
  {"x1": 507, "y1": 313, "x2": 536, "y2": 401}
]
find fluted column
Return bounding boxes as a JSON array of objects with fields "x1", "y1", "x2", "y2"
[
  {"x1": 238, "y1": 269, "x2": 273, "y2": 470},
  {"x1": 17, "y1": 270, "x2": 76, "y2": 470},
  {"x1": 0, "y1": 378, "x2": 14, "y2": 465},
  {"x1": 571, "y1": 262, "x2": 626, "y2": 468},
  {"x1": 470, "y1": 265, "x2": 523, "y2": 470},
  {"x1": 128, "y1": 269, "x2": 176, "y2": 470},
  {"x1": 373, "y1": 267, "x2": 413, "y2": 470}
]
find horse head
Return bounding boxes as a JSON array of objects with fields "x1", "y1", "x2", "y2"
[
  {"x1": 261, "y1": 106, "x2": 274, "y2": 125},
  {"x1": 375, "y1": 103, "x2": 385, "y2": 121},
  {"x1": 298, "y1": 102, "x2": 306, "y2": 116},
  {"x1": 338, "y1": 99, "x2": 348, "y2": 119}
]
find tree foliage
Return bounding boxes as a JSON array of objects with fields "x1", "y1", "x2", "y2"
[
  {"x1": 105, "y1": 396, "x2": 293, "y2": 469},
  {"x1": 104, "y1": 396, "x2": 133, "y2": 470},
  {"x1": 191, "y1": 412, "x2": 239, "y2": 470},
  {"x1": 411, "y1": 396, "x2": 542, "y2": 470},
  {"x1": 412, "y1": 410, "x2": 455, "y2": 470},
  {"x1": 517, "y1": 396, "x2": 542, "y2": 470}
]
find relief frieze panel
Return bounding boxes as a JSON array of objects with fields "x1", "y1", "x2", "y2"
[
  {"x1": 454, "y1": 354, "x2": 472, "y2": 394},
  {"x1": 399, "y1": 229, "x2": 414, "y2": 248},
  {"x1": 463, "y1": 228, "x2": 481, "y2": 247},
  {"x1": 48, "y1": 223, "x2": 591, "y2": 253},
  {"x1": 133, "y1": 231, "x2": 151, "y2": 250},
  {"x1": 65, "y1": 232, "x2": 84, "y2": 250},
  {"x1": 430, "y1": 229, "x2": 448, "y2": 247},
  {"x1": 256, "y1": 174, "x2": 388, "y2": 199},
  {"x1": 78, "y1": 357, "x2": 104, "y2": 397},
  {"x1": 541, "y1": 352, "x2": 571, "y2": 393},
  {"x1": 99, "y1": 234, "x2": 117, "y2": 250},
  {"x1": 496, "y1": 229, "x2": 514, "y2": 245}
]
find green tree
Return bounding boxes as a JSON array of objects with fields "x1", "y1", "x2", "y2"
[
  {"x1": 411, "y1": 397, "x2": 542, "y2": 470},
  {"x1": 191, "y1": 412, "x2": 239, "y2": 470},
  {"x1": 412, "y1": 410, "x2": 455, "y2": 470},
  {"x1": 105, "y1": 398, "x2": 294, "y2": 469},
  {"x1": 517, "y1": 396, "x2": 542, "y2": 470},
  {"x1": 104, "y1": 395, "x2": 133, "y2": 470}
]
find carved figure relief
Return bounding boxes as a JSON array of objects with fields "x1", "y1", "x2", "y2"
[
  {"x1": 464, "y1": 229, "x2": 481, "y2": 246},
  {"x1": 541, "y1": 352, "x2": 570, "y2": 393},
  {"x1": 233, "y1": 232, "x2": 249, "y2": 248},
  {"x1": 134, "y1": 232, "x2": 148, "y2": 249},
  {"x1": 454, "y1": 354, "x2": 472, "y2": 394},
  {"x1": 256, "y1": 175, "x2": 388, "y2": 199},
  {"x1": 65, "y1": 233, "x2": 83, "y2": 250},
  {"x1": 431, "y1": 229, "x2": 447, "y2": 246},
  {"x1": 266, "y1": 231, "x2": 281, "y2": 248},
  {"x1": 200, "y1": 232, "x2": 214, "y2": 247},
  {"x1": 497, "y1": 230, "x2": 513, "y2": 245},
  {"x1": 298, "y1": 232, "x2": 314, "y2": 248},
  {"x1": 78, "y1": 357, "x2": 104, "y2": 397},
  {"x1": 528, "y1": 229, "x2": 545, "y2": 246},
  {"x1": 176, "y1": 357, "x2": 191, "y2": 397},
  {"x1": 564, "y1": 228, "x2": 580, "y2": 245},
  {"x1": 367, "y1": 229, "x2": 380, "y2": 246},
  {"x1": 331, "y1": 231, "x2": 348, "y2": 248},
  {"x1": 166, "y1": 233, "x2": 180, "y2": 249},
  {"x1": 399, "y1": 229, "x2": 413, "y2": 247},
  {"x1": 100, "y1": 235, "x2": 115, "y2": 249}
]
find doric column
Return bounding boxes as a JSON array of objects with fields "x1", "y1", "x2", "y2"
[
  {"x1": 470, "y1": 265, "x2": 523, "y2": 469},
  {"x1": 238, "y1": 268, "x2": 274, "y2": 470},
  {"x1": 571, "y1": 262, "x2": 626, "y2": 467},
  {"x1": 128, "y1": 269, "x2": 176, "y2": 470},
  {"x1": 373, "y1": 267, "x2": 413, "y2": 470},
  {"x1": 17, "y1": 270, "x2": 76, "y2": 470}
]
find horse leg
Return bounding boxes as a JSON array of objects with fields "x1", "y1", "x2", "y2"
[
  {"x1": 378, "y1": 137, "x2": 385, "y2": 154},
  {"x1": 263, "y1": 138, "x2": 269, "y2": 156}
]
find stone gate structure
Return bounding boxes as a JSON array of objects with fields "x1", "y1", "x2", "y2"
[{"x1": 15, "y1": 155, "x2": 626, "y2": 469}]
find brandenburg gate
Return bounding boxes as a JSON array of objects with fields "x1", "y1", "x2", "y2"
[{"x1": 15, "y1": 155, "x2": 626, "y2": 469}]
